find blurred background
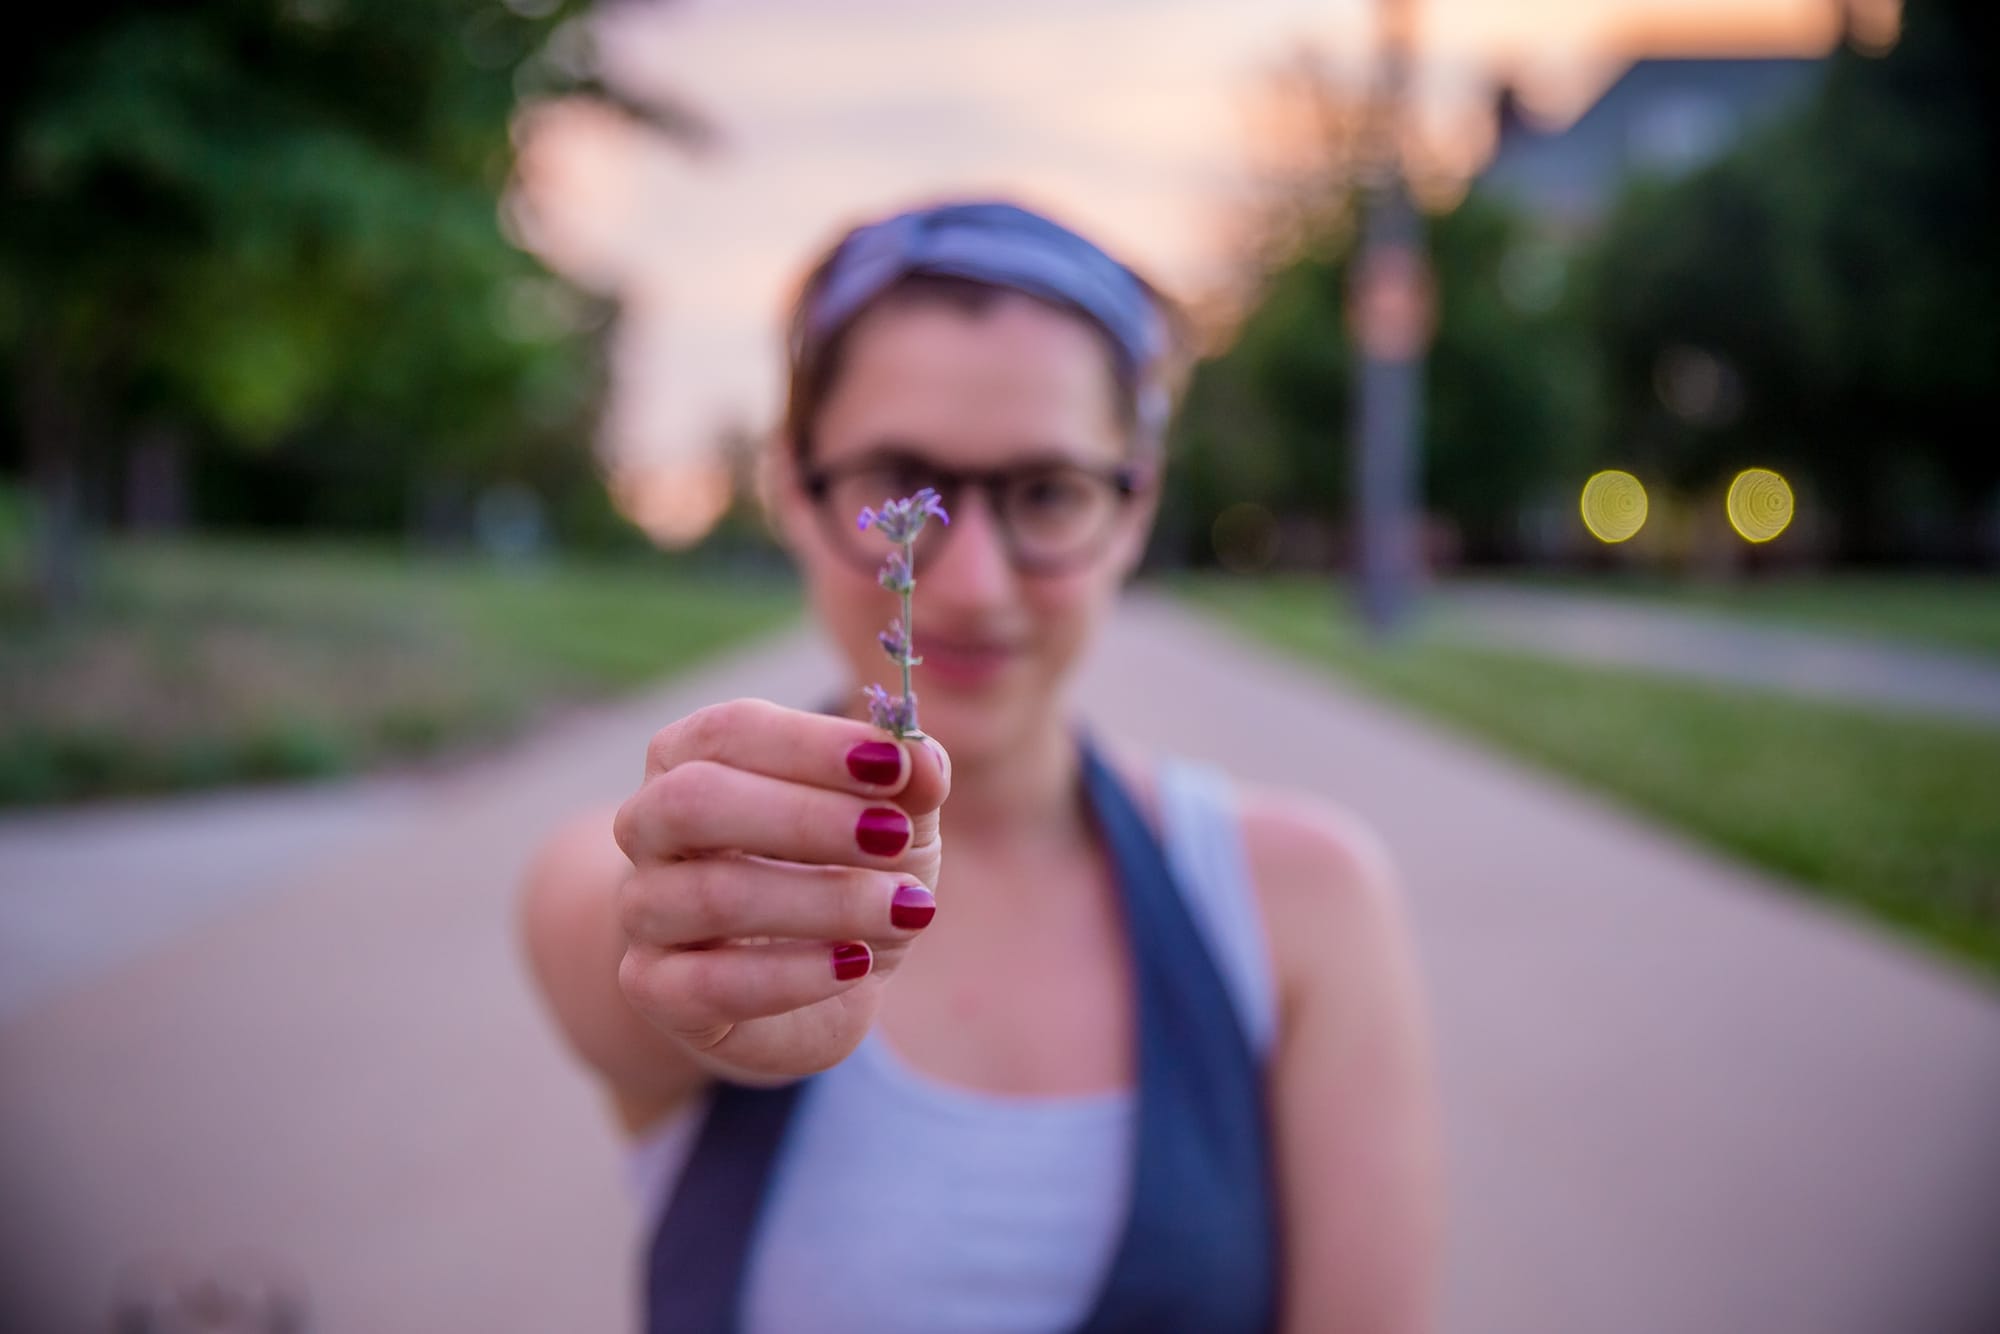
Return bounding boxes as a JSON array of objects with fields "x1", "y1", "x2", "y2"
[{"x1": 3, "y1": 1, "x2": 1998, "y2": 1332}]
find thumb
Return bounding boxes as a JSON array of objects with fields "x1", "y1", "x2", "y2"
[
  {"x1": 902, "y1": 734, "x2": 949, "y2": 882},
  {"x1": 898, "y1": 732, "x2": 951, "y2": 817}
]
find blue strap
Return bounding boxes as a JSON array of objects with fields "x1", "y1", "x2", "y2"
[
  {"x1": 1071, "y1": 734, "x2": 1280, "y2": 1333},
  {"x1": 644, "y1": 1079, "x2": 803, "y2": 1332},
  {"x1": 643, "y1": 729, "x2": 1278, "y2": 1332}
]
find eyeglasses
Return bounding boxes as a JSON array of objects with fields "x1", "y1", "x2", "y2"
[{"x1": 801, "y1": 450, "x2": 1149, "y2": 575}]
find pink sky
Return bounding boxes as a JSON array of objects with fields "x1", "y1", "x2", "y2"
[{"x1": 510, "y1": 0, "x2": 1865, "y2": 541}]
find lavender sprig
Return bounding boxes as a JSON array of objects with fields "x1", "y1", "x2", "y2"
[{"x1": 856, "y1": 487, "x2": 950, "y2": 739}]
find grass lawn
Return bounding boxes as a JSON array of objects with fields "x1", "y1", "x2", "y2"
[
  {"x1": 1484, "y1": 570, "x2": 2000, "y2": 660},
  {"x1": 0, "y1": 536, "x2": 798, "y2": 806},
  {"x1": 1184, "y1": 575, "x2": 2000, "y2": 982}
]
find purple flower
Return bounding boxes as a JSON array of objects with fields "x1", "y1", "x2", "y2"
[
  {"x1": 861, "y1": 684, "x2": 918, "y2": 734},
  {"x1": 877, "y1": 617, "x2": 919, "y2": 664},
  {"x1": 877, "y1": 550, "x2": 913, "y2": 594},
  {"x1": 857, "y1": 486, "x2": 951, "y2": 545},
  {"x1": 857, "y1": 489, "x2": 947, "y2": 739}
]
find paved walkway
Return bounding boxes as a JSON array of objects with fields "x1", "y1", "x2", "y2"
[
  {"x1": 0, "y1": 773, "x2": 439, "y2": 1022},
  {"x1": 1441, "y1": 585, "x2": 2000, "y2": 726},
  {"x1": 4, "y1": 600, "x2": 1998, "y2": 1333}
]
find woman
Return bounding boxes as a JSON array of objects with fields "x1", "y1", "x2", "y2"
[{"x1": 519, "y1": 198, "x2": 1443, "y2": 1332}]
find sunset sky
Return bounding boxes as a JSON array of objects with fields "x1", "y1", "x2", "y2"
[{"x1": 511, "y1": 0, "x2": 1869, "y2": 543}]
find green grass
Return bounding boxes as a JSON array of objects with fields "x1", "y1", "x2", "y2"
[
  {"x1": 1484, "y1": 571, "x2": 2000, "y2": 660},
  {"x1": 1185, "y1": 575, "x2": 2000, "y2": 982},
  {"x1": 0, "y1": 536, "x2": 798, "y2": 806}
]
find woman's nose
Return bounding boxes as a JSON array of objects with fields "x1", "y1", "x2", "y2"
[{"x1": 920, "y1": 485, "x2": 1014, "y2": 599}]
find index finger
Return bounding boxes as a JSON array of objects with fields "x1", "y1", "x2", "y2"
[{"x1": 645, "y1": 698, "x2": 950, "y2": 816}]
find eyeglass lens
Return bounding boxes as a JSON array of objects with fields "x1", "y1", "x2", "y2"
[{"x1": 821, "y1": 458, "x2": 1121, "y2": 571}]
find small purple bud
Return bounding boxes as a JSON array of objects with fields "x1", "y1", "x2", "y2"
[
  {"x1": 878, "y1": 550, "x2": 913, "y2": 593},
  {"x1": 878, "y1": 618, "x2": 908, "y2": 660},
  {"x1": 862, "y1": 683, "x2": 897, "y2": 731}
]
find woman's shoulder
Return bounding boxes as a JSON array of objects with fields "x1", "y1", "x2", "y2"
[
  {"x1": 1232, "y1": 780, "x2": 1414, "y2": 1041},
  {"x1": 1097, "y1": 739, "x2": 1393, "y2": 901},
  {"x1": 1103, "y1": 737, "x2": 1394, "y2": 915},
  {"x1": 1116, "y1": 744, "x2": 1406, "y2": 1036},
  {"x1": 1232, "y1": 782, "x2": 1396, "y2": 912}
]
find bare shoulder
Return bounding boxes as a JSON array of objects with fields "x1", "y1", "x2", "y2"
[
  {"x1": 517, "y1": 801, "x2": 627, "y2": 982},
  {"x1": 1095, "y1": 736, "x2": 1411, "y2": 1027},
  {"x1": 523, "y1": 800, "x2": 628, "y2": 895},
  {"x1": 1240, "y1": 786, "x2": 1443, "y2": 1328},
  {"x1": 1231, "y1": 784, "x2": 1412, "y2": 1027},
  {"x1": 1235, "y1": 784, "x2": 1394, "y2": 896},
  {"x1": 515, "y1": 798, "x2": 628, "y2": 1040},
  {"x1": 1093, "y1": 740, "x2": 1399, "y2": 947}
]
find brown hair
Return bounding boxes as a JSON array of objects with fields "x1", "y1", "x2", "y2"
[{"x1": 779, "y1": 251, "x2": 1188, "y2": 463}]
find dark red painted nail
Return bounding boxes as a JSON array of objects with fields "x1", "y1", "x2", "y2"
[
  {"x1": 890, "y1": 883, "x2": 937, "y2": 931},
  {"x1": 846, "y1": 740, "x2": 903, "y2": 787},
  {"x1": 856, "y1": 807, "x2": 910, "y2": 857},
  {"x1": 831, "y1": 942, "x2": 872, "y2": 981}
]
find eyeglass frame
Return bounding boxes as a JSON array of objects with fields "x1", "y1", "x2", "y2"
[{"x1": 797, "y1": 448, "x2": 1154, "y2": 576}]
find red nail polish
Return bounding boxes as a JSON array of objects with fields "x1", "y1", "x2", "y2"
[
  {"x1": 890, "y1": 883, "x2": 936, "y2": 931},
  {"x1": 846, "y1": 741, "x2": 903, "y2": 786},
  {"x1": 855, "y1": 807, "x2": 910, "y2": 857},
  {"x1": 832, "y1": 942, "x2": 872, "y2": 981}
]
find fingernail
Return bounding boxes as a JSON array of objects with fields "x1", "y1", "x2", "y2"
[
  {"x1": 832, "y1": 942, "x2": 872, "y2": 981},
  {"x1": 890, "y1": 883, "x2": 937, "y2": 931},
  {"x1": 855, "y1": 807, "x2": 910, "y2": 857},
  {"x1": 845, "y1": 740, "x2": 903, "y2": 786}
]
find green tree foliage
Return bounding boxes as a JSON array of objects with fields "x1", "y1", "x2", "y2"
[
  {"x1": 1173, "y1": 245, "x2": 1354, "y2": 529},
  {"x1": 3, "y1": 1, "x2": 695, "y2": 604},
  {"x1": 1166, "y1": 190, "x2": 1588, "y2": 564},
  {"x1": 1584, "y1": 0, "x2": 1998, "y2": 559},
  {"x1": 1422, "y1": 194, "x2": 1595, "y2": 554}
]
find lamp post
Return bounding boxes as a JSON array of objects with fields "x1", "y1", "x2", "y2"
[{"x1": 1348, "y1": 0, "x2": 1433, "y2": 636}]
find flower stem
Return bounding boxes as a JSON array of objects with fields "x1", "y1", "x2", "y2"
[{"x1": 899, "y1": 537, "x2": 914, "y2": 731}]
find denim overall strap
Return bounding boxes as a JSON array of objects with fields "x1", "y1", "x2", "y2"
[
  {"x1": 643, "y1": 731, "x2": 1279, "y2": 1333},
  {"x1": 644, "y1": 1077, "x2": 804, "y2": 1333},
  {"x1": 1071, "y1": 732, "x2": 1281, "y2": 1334}
]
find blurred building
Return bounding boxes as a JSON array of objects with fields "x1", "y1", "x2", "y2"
[{"x1": 1477, "y1": 55, "x2": 1824, "y2": 234}]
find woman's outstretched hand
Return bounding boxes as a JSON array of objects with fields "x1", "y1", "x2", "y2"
[{"x1": 611, "y1": 698, "x2": 951, "y2": 1083}]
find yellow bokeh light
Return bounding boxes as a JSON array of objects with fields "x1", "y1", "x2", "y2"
[
  {"x1": 1726, "y1": 467, "x2": 1794, "y2": 543},
  {"x1": 1580, "y1": 470, "x2": 1649, "y2": 543}
]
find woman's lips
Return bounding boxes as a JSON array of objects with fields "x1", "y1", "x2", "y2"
[{"x1": 914, "y1": 636, "x2": 1017, "y2": 688}]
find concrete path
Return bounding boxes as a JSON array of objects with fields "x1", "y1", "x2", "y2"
[
  {"x1": 0, "y1": 773, "x2": 439, "y2": 1023},
  {"x1": 1441, "y1": 585, "x2": 2000, "y2": 726},
  {"x1": 4, "y1": 600, "x2": 1998, "y2": 1333}
]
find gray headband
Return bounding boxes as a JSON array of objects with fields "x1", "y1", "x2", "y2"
[{"x1": 804, "y1": 199, "x2": 1169, "y2": 382}]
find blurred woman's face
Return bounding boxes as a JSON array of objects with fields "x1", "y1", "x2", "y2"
[{"x1": 774, "y1": 293, "x2": 1154, "y2": 768}]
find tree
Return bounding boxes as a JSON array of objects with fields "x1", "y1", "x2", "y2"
[
  {"x1": 1582, "y1": 0, "x2": 1998, "y2": 559},
  {"x1": 1163, "y1": 44, "x2": 1595, "y2": 568},
  {"x1": 2, "y1": 0, "x2": 703, "y2": 607}
]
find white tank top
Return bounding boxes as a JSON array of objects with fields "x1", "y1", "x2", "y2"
[{"x1": 623, "y1": 757, "x2": 1278, "y2": 1334}]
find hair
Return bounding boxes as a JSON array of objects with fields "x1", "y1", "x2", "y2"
[{"x1": 779, "y1": 237, "x2": 1189, "y2": 464}]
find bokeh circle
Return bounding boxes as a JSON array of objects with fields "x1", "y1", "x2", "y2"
[
  {"x1": 1580, "y1": 470, "x2": 1649, "y2": 543},
  {"x1": 1726, "y1": 468, "x2": 1794, "y2": 543}
]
